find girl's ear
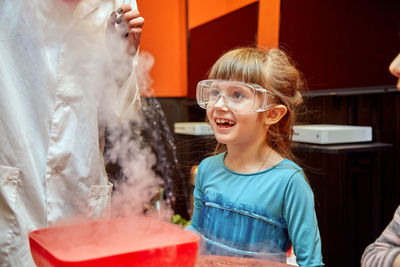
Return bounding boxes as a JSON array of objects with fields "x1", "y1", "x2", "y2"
[{"x1": 264, "y1": 105, "x2": 287, "y2": 126}]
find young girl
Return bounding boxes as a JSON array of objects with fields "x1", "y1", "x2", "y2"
[{"x1": 187, "y1": 47, "x2": 324, "y2": 266}]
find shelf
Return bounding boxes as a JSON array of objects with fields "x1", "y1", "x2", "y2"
[{"x1": 291, "y1": 142, "x2": 393, "y2": 154}]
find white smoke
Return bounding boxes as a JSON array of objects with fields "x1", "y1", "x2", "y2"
[{"x1": 31, "y1": 0, "x2": 173, "y2": 222}]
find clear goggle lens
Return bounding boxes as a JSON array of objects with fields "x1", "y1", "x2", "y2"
[{"x1": 196, "y1": 79, "x2": 274, "y2": 114}]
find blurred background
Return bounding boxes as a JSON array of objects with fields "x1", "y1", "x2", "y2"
[{"x1": 135, "y1": 1, "x2": 400, "y2": 266}]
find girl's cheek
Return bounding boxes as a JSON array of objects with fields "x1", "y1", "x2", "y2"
[{"x1": 206, "y1": 108, "x2": 213, "y2": 121}]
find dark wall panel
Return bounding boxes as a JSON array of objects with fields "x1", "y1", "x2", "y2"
[
  {"x1": 188, "y1": 3, "x2": 259, "y2": 99},
  {"x1": 279, "y1": 0, "x2": 400, "y2": 92}
]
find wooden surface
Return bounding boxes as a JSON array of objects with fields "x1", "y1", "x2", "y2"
[{"x1": 196, "y1": 255, "x2": 293, "y2": 267}]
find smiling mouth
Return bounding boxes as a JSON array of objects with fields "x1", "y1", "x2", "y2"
[{"x1": 215, "y1": 118, "x2": 236, "y2": 128}]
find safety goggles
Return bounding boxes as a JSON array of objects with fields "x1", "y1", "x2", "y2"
[{"x1": 196, "y1": 79, "x2": 275, "y2": 114}]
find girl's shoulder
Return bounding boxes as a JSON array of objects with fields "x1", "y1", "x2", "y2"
[
  {"x1": 271, "y1": 159, "x2": 310, "y2": 189},
  {"x1": 276, "y1": 159, "x2": 314, "y2": 197},
  {"x1": 196, "y1": 153, "x2": 225, "y2": 186},
  {"x1": 273, "y1": 158, "x2": 304, "y2": 176}
]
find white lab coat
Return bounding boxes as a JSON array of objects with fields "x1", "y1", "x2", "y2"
[{"x1": 0, "y1": 0, "x2": 138, "y2": 265}]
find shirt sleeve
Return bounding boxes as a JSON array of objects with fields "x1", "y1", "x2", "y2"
[
  {"x1": 361, "y1": 205, "x2": 400, "y2": 267},
  {"x1": 186, "y1": 160, "x2": 206, "y2": 234},
  {"x1": 283, "y1": 171, "x2": 324, "y2": 267}
]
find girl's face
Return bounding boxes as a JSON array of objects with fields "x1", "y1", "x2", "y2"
[
  {"x1": 206, "y1": 92, "x2": 268, "y2": 149},
  {"x1": 389, "y1": 53, "x2": 400, "y2": 90}
]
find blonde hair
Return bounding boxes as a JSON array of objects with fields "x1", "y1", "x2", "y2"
[{"x1": 208, "y1": 47, "x2": 305, "y2": 161}]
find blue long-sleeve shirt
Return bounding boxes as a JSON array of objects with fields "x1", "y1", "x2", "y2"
[{"x1": 187, "y1": 152, "x2": 324, "y2": 267}]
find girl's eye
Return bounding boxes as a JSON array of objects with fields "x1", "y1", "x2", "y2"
[
  {"x1": 210, "y1": 89, "x2": 220, "y2": 97},
  {"x1": 232, "y1": 91, "x2": 244, "y2": 99}
]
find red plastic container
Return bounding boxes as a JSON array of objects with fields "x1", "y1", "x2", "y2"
[{"x1": 29, "y1": 216, "x2": 199, "y2": 267}]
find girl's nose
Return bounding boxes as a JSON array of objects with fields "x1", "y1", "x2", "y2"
[
  {"x1": 389, "y1": 53, "x2": 400, "y2": 91},
  {"x1": 213, "y1": 95, "x2": 229, "y2": 111},
  {"x1": 389, "y1": 53, "x2": 400, "y2": 78}
]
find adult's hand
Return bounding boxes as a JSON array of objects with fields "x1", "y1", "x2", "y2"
[{"x1": 107, "y1": 4, "x2": 144, "y2": 56}]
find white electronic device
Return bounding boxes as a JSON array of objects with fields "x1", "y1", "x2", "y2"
[
  {"x1": 174, "y1": 122, "x2": 213, "y2": 136},
  {"x1": 292, "y1": 124, "x2": 372, "y2": 144}
]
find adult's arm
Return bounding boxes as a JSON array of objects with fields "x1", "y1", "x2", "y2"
[{"x1": 361, "y1": 206, "x2": 400, "y2": 267}]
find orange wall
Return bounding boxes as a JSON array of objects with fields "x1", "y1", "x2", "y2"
[
  {"x1": 137, "y1": 0, "x2": 187, "y2": 97},
  {"x1": 258, "y1": 0, "x2": 280, "y2": 48},
  {"x1": 188, "y1": 0, "x2": 258, "y2": 29},
  {"x1": 137, "y1": 0, "x2": 280, "y2": 97},
  {"x1": 188, "y1": 0, "x2": 280, "y2": 49}
]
